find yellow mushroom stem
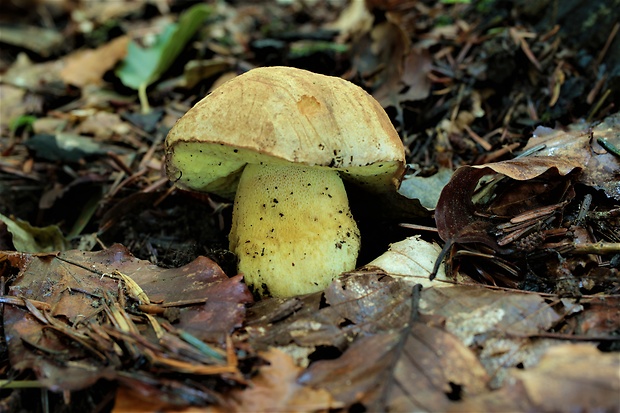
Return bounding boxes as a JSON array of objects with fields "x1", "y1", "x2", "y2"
[{"x1": 229, "y1": 163, "x2": 361, "y2": 297}]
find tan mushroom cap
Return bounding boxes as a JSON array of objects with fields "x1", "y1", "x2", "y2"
[{"x1": 165, "y1": 66, "x2": 406, "y2": 198}]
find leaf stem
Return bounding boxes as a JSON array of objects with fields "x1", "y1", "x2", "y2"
[
  {"x1": 0, "y1": 380, "x2": 43, "y2": 389},
  {"x1": 139, "y1": 83, "x2": 151, "y2": 114}
]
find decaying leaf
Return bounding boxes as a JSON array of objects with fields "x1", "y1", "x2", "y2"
[
  {"x1": 398, "y1": 168, "x2": 454, "y2": 210},
  {"x1": 60, "y1": 36, "x2": 130, "y2": 88},
  {"x1": 246, "y1": 271, "x2": 414, "y2": 352},
  {"x1": 365, "y1": 235, "x2": 449, "y2": 288},
  {"x1": 433, "y1": 113, "x2": 620, "y2": 291},
  {"x1": 512, "y1": 344, "x2": 620, "y2": 412},
  {"x1": 0, "y1": 212, "x2": 69, "y2": 252},
  {"x1": 1, "y1": 244, "x2": 253, "y2": 402},
  {"x1": 435, "y1": 159, "x2": 580, "y2": 252},
  {"x1": 387, "y1": 320, "x2": 490, "y2": 412},
  {"x1": 418, "y1": 283, "x2": 620, "y2": 391},
  {"x1": 524, "y1": 114, "x2": 620, "y2": 200},
  {"x1": 244, "y1": 271, "x2": 418, "y2": 410},
  {"x1": 229, "y1": 348, "x2": 340, "y2": 412},
  {"x1": 574, "y1": 295, "x2": 620, "y2": 337},
  {"x1": 452, "y1": 344, "x2": 620, "y2": 412},
  {"x1": 421, "y1": 286, "x2": 562, "y2": 346},
  {"x1": 299, "y1": 331, "x2": 405, "y2": 409},
  {"x1": 2, "y1": 2, "x2": 619, "y2": 412}
]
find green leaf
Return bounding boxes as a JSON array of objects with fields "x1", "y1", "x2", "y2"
[
  {"x1": 398, "y1": 168, "x2": 454, "y2": 210},
  {"x1": 116, "y1": 4, "x2": 212, "y2": 111},
  {"x1": 9, "y1": 115, "x2": 37, "y2": 133},
  {"x1": 288, "y1": 41, "x2": 349, "y2": 59},
  {"x1": 117, "y1": 24, "x2": 177, "y2": 91},
  {"x1": 0, "y1": 213, "x2": 69, "y2": 252}
]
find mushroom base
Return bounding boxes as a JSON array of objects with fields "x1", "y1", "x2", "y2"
[{"x1": 229, "y1": 164, "x2": 361, "y2": 297}]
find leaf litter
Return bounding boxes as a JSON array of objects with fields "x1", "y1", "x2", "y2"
[
  {"x1": 433, "y1": 112, "x2": 620, "y2": 294},
  {"x1": 1, "y1": 244, "x2": 252, "y2": 405},
  {"x1": 1, "y1": 0, "x2": 619, "y2": 412}
]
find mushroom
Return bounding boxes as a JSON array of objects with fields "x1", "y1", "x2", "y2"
[{"x1": 165, "y1": 66, "x2": 405, "y2": 297}]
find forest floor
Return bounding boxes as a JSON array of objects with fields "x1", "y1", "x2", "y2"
[{"x1": 0, "y1": 0, "x2": 619, "y2": 412}]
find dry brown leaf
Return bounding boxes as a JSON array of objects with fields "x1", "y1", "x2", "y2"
[
  {"x1": 229, "y1": 348, "x2": 340, "y2": 412},
  {"x1": 365, "y1": 235, "x2": 449, "y2": 288},
  {"x1": 60, "y1": 36, "x2": 130, "y2": 87},
  {"x1": 451, "y1": 344, "x2": 620, "y2": 413},
  {"x1": 0, "y1": 84, "x2": 27, "y2": 130},
  {"x1": 74, "y1": 111, "x2": 132, "y2": 140},
  {"x1": 246, "y1": 272, "x2": 413, "y2": 353},
  {"x1": 1, "y1": 53, "x2": 66, "y2": 94},
  {"x1": 419, "y1": 286, "x2": 573, "y2": 388},
  {"x1": 575, "y1": 296, "x2": 620, "y2": 336},
  {"x1": 513, "y1": 344, "x2": 620, "y2": 412},
  {"x1": 434, "y1": 161, "x2": 578, "y2": 252},
  {"x1": 299, "y1": 332, "x2": 405, "y2": 409},
  {"x1": 522, "y1": 113, "x2": 620, "y2": 199},
  {"x1": 421, "y1": 287, "x2": 562, "y2": 345},
  {"x1": 327, "y1": 0, "x2": 374, "y2": 41},
  {"x1": 75, "y1": 1, "x2": 144, "y2": 25},
  {"x1": 387, "y1": 320, "x2": 490, "y2": 412},
  {"x1": 399, "y1": 48, "x2": 433, "y2": 101}
]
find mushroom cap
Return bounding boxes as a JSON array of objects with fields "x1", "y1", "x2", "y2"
[{"x1": 165, "y1": 66, "x2": 406, "y2": 198}]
